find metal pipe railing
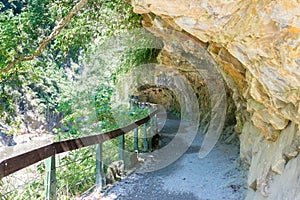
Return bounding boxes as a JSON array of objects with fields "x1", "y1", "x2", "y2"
[{"x1": 0, "y1": 101, "x2": 159, "y2": 199}]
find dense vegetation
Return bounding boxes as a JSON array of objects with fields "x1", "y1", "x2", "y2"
[
  {"x1": 0, "y1": 0, "x2": 160, "y2": 198},
  {"x1": 0, "y1": 0, "x2": 156, "y2": 136}
]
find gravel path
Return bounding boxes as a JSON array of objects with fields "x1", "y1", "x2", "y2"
[{"x1": 84, "y1": 114, "x2": 248, "y2": 200}]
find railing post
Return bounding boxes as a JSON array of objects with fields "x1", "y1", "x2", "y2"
[
  {"x1": 96, "y1": 144, "x2": 106, "y2": 190},
  {"x1": 149, "y1": 118, "x2": 153, "y2": 151},
  {"x1": 119, "y1": 134, "x2": 125, "y2": 161},
  {"x1": 129, "y1": 99, "x2": 134, "y2": 110},
  {"x1": 143, "y1": 123, "x2": 148, "y2": 151},
  {"x1": 154, "y1": 114, "x2": 158, "y2": 134},
  {"x1": 119, "y1": 134, "x2": 125, "y2": 173},
  {"x1": 45, "y1": 155, "x2": 56, "y2": 200},
  {"x1": 134, "y1": 128, "x2": 138, "y2": 151}
]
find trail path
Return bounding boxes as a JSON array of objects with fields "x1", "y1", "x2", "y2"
[{"x1": 89, "y1": 114, "x2": 247, "y2": 200}]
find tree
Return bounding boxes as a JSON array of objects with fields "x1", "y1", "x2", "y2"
[{"x1": 0, "y1": 0, "x2": 143, "y2": 135}]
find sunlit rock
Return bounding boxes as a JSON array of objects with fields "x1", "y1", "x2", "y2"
[{"x1": 131, "y1": 0, "x2": 300, "y2": 199}]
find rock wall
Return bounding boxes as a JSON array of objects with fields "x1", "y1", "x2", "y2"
[
  {"x1": 137, "y1": 86, "x2": 181, "y2": 112},
  {"x1": 136, "y1": 49, "x2": 237, "y2": 138},
  {"x1": 131, "y1": 0, "x2": 300, "y2": 199}
]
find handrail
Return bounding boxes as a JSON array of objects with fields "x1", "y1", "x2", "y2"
[{"x1": 0, "y1": 104, "x2": 159, "y2": 179}]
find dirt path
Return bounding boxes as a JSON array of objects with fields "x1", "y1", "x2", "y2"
[{"x1": 87, "y1": 114, "x2": 248, "y2": 200}]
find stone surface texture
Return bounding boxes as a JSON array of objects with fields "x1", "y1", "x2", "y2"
[{"x1": 131, "y1": 0, "x2": 300, "y2": 199}]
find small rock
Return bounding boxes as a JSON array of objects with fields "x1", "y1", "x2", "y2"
[
  {"x1": 271, "y1": 158, "x2": 286, "y2": 175},
  {"x1": 285, "y1": 151, "x2": 298, "y2": 159},
  {"x1": 0, "y1": 132, "x2": 16, "y2": 147}
]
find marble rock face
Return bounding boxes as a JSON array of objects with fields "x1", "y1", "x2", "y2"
[{"x1": 131, "y1": 0, "x2": 300, "y2": 199}]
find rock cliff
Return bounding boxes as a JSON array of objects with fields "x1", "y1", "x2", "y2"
[{"x1": 131, "y1": 0, "x2": 300, "y2": 199}]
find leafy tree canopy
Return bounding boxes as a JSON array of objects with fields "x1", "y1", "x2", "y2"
[{"x1": 0, "y1": 0, "x2": 152, "y2": 136}]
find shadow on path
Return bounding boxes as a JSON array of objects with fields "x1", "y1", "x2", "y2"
[{"x1": 86, "y1": 113, "x2": 247, "y2": 200}]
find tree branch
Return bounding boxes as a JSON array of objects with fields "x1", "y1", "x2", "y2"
[{"x1": 1, "y1": 0, "x2": 88, "y2": 75}]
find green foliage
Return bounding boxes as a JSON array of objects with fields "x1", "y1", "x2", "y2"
[
  {"x1": 13, "y1": 180, "x2": 44, "y2": 200},
  {"x1": 0, "y1": 61, "x2": 69, "y2": 132},
  {"x1": 1, "y1": 147, "x2": 95, "y2": 199},
  {"x1": 94, "y1": 85, "x2": 117, "y2": 131},
  {"x1": 55, "y1": 147, "x2": 96, "y2": 198},
  {"x1": 0, "y1": 0, "x2": 145, "y2": 134},
  {"x1": 119, "y1": 48, "x2": 160, "y2": 72}
]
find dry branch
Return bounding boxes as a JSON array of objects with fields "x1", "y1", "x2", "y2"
[{"x1": 0, "y1": 0, "x2": 88, "y2": 74}]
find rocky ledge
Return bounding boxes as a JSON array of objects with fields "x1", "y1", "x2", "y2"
[{"x1": 131, "y1": 0, "x2": 300, "y2": 199}]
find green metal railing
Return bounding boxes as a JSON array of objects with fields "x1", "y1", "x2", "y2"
[{"x1": 0, "y1": 102, "x2": 159, "y2": 199}]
